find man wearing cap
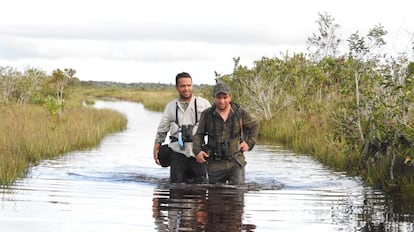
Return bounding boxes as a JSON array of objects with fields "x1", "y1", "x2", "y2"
[
  {"x1": 192, "y1": 82, "x2": 259, "y2": 185},
  {"x1": 153, "y1": 72, "x2": 211, "y2": 183}
]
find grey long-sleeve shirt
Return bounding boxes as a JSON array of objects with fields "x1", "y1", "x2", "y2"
[{"x1": 154, "y1": 95, "x2": 211, "y2": 158}]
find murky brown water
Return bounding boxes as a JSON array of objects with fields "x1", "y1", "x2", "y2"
[{"x1": 1, "y1": 101, "x2": 414, "y2": 231}]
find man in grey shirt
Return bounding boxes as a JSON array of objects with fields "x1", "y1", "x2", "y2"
[{"x1": 153, "y1": 72, "x2": 211, "y2": 183}]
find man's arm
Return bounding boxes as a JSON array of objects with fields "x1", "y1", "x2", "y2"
[
  {"x1": 153, "y1": 143, "x2": 161, "y2": 165},
  {"x1": 152, "y1": 100, "x2": 175, "y2": 164},
  {"x1": 193, "y1": 110, "x2": 210, "y2": 163},
  {"x1": 241, "y1": 108, "x2": 260, "y2": 151}
]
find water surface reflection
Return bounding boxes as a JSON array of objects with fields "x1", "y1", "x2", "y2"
[{"x1": 152, "y1": 185, "x2": 256, "y2": 232}]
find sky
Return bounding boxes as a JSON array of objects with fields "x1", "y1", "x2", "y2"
[{"x1": 0, "y1": 0, "x2": 413, "y2": 85}]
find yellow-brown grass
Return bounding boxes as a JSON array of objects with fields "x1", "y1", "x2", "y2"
[
  {"x1": 69, "y1": 85, "x2": 177, "y2": 112},
  {"x1": 259, "y1": 108, "x2": 355, "y2": 173},
  {"x1": 0, "y1": 104, "x2": 126, "y2": 185}
]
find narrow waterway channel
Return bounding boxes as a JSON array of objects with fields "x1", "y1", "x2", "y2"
[{"x1": 1, "y1": 100, "x2": 413, "y2": 231}]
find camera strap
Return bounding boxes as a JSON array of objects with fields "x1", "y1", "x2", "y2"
[{"x1": 175, "y1": 98, "x2": 198, "y2": 126}]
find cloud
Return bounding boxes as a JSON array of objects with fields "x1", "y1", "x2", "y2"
[
  {"x1": 0, "y1": 19, "x2": 307, "y2": 64},
  {"x1": 1, "y1": 20, "x2": 305, "y2": 44},
  {"x1": 0, "y1": 0, "x2": 412, "y2": 85}
]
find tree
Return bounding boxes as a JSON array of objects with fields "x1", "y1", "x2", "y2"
[
  {"x1": 307, "y1": 12, "x2": 341, "y2": 61},
  {"x1": 49, "y1": 68, "x2": 76, "y2": 117},
  {"x1": 226, "y1": 57, "x2": 293, "y2": 120},
  {"x1": 0, "y1": 67, "x2": 19, "y2": 104},
  {"x1": 16, "y1": 68, "x2": 46, "y2": 104},
  {"x1": 347, "y1": 25, "x2": 388, "y2": 142},
  {"x1": 346, "y1": 25, "x2": 414, "y2": 184}
]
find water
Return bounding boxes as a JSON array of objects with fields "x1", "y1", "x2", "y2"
[{"x1": 1, "y1": 100, "x2": 414, "y2": 232}]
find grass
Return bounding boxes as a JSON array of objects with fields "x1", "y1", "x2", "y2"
[
  {"x1": 259, "y1": 108, "x2": 356, "y2": 174},
  {"x1": 69, "y1": 85, "x2": 177, "y2": 112},
  {"x1": 0, "y1": 96, "x2": 127, "y2": 186},
  {"x1": 0, "y1": 84, "x2": 181, "y2": 185}
]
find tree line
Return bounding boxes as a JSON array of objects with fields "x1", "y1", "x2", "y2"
[
  {"x1": 217, "y1": 12, "x2": 414, "y2": 193},
  {"x1": 0, "y1": 67, "x2": 78, "y2": 117},
  {"x1": 0, "y1": 68, "x2": 181, "y2": 114}
]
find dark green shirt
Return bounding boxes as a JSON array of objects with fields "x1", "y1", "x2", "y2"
[{"x1": 193, "y1": 102, "x2": 259, "y2": 157}]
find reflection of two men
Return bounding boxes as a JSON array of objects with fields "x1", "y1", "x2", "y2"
[
  {"x1": 152, "y1": 187, "x2": 207, "y2": 231},
  {"x1": 152, "y1": 186, "x2": 256, "y2": 232}
]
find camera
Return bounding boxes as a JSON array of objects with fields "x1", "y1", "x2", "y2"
[
  {"x1": 180, "y1": 125, "x2": 194, "y2": 142},
  {"x1": 214, "y1": 140, "x2": 229, "y2": 159}
]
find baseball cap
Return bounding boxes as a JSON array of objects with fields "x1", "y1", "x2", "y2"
[{"x1": 213, "y1": 82, "x2": 231, "y2": 96}]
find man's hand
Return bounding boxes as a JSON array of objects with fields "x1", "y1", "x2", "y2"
[
  {"x1": 153, "y1": 143, "x2": 161, "y2": 165},
  {"x1": 195, "y1": 151, "x2": 209, "y2": 163},
  {"x1": 239, "y1": 140, "x2": 249, "y2": 152}
]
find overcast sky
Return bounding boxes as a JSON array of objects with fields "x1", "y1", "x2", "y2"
[{"x1": 1, "y1": 0, "x2": 413, "y2": 85}]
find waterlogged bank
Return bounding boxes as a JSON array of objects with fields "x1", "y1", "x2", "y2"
[{"x1": 0, "y1": 103, "x2": 127, "y2": 185}]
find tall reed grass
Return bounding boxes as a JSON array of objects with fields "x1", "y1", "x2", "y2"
[
  {"x1": 259, "y1": 109, "x2": 358, "y2": 174},
  {"x1": 0, "y1": 84, "x2": 200, "y2": 185},
  {"x1": 0, "y1": 104, "x2": 126, "y2": 185}
]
